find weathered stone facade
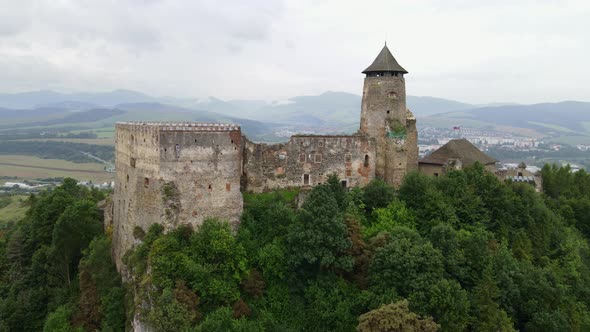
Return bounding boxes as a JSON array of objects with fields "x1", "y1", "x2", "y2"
[
  {"x1": 107, "y1": 123, "x2": 243, "y2": 270},
  {"x1": 242, "y1": 134, "x2": 375, "y2": 192},
  {"x1": 108, "y1": 44, "x2": 418, "y2": 270}
]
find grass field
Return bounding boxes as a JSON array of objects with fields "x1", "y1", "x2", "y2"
[
  {"x1": 0, "y1": 155, "x2": 114, "y2": 183},
  {"x1": 0, "y1": 195, "x2": 28, "y2": 225}
]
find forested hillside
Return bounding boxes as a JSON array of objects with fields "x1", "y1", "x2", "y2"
[{"x1": 1, "y1": 165, "x2": 590, "y2": 331}]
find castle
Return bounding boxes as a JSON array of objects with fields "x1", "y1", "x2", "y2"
[{"x1": 106, "y1": 44, "x2": 418, "y2": 270}]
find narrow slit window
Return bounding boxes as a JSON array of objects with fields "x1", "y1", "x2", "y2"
[{"x1": 364, "y1": 155, "x2": 370, "y2": 167}]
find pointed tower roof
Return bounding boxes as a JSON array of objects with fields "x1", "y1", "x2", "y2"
[{"x1": 362, "y1": 44, "x2": 408, "y2": 74}]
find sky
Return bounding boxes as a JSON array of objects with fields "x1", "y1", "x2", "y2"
[{"x1": 0, "y1": 0, "x2": 589, "y2": 104}]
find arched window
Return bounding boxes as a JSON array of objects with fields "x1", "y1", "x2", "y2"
[{"x1": 364, "y1": 155, "x2": 370, "y2": 167}]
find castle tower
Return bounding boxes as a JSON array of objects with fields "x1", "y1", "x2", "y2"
[{"x1": 359, "y1": 43, "x2": 418, "y2": 187}]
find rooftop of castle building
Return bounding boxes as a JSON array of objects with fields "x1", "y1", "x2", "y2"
[
  {"x1": 362, "y1": 44, "x2": 408, "y2": 74},
  {"x1": 419, "y1": 138, "x2": 498, "y2": 166},
  {"x1": 116, "y1": 122, "x2": 240, "y2": 131}
]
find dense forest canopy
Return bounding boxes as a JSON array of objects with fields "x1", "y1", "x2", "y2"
[{"x1": 1, "y1": 164, "x2": 590, "y2": 331}]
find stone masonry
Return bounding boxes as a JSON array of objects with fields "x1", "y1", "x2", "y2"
[{"x1": 107, "y1": 44, "x2": 418, "y2": 270}]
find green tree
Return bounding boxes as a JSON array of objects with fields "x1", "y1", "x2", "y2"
[
  {"x1": 369, "y1": 227, "x2": 444, "y2": 297},
  {"x1": 423, "y1": 279, "x2": 471, "y2": 332},
  {"x1": 363, "y1": 199, "x2": 416, "y2": 239},
  {"x1": 288, "y1": 185, "x2": 353, "y2": 273},
  {"x1": 362, "y1": 179, "x2": 395, "y2": 213},
  {"x1": 472, "y1": 271, "x2": 516, "y2": 332},
  {"x1": 49, "y1": 200, "x2": 102, "y2": 287}
]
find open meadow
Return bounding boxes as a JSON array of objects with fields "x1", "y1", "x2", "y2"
[{"x1": 0, "y1": 155, "x2": 114, "y2": 183}]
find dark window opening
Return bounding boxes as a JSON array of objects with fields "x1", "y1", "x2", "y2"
[
  {"x1": 387, "y1": 110, "x2": 390, "y2": 114},
  {"x1": 144, "y1": 177, "x2": 149, "y2": 186},
  {"x1": 231, "y1": 139, "x2": 234, "y2": 144},
  {"x1": 208, "y1": 184, "x2": 212, "y2": 190},
  {"x1": 299, "y1": 154, "x2": 306, "y2": 163},
  {"x1": 126, "y1": 174, "x2": 129, "y2": 182},
  {"x1": 303, "y1": 174, "x2": 310, "y2": 185},
  {"x1": 195, "y1": 139, "x2": 197, "y2": 143},
  {"x1": 434, "y1": 173, "x2": 439, "y2": 177},
  {"x1": 364, "y1": 155, "x2": 370, "y2": 167},
  {"x1": 518, "y1": 172, "x2": 523, "y2": 177},
  {"x1": 175, "y1": 144, "x2": 181, "y2": 158},
  {"x1": 341, "y1": 180, "x2": 347, "y2": 188},
  {"x1": 130, "y1": 157, "x2": 136, "y2": 168}
]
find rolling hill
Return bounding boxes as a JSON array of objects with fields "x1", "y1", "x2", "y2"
[{"x1": 2, "y1": 89, "x2": 590, "y2": 143}]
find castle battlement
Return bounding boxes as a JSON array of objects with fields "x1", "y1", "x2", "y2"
[{"x1": 116, "y1": 122, "x2": 240, "y2": 132}]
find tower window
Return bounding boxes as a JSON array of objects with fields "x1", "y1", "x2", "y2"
[
  {"x1": 299, "y1": 154, "x2": 306, "y2": 163},
  {"x1": 387, "y1": 110, "x2": 390, "y2": 114},
  {"x1": 341, "y1": 180, "x2": 347, "y2": 188},
  {"x1": 364, "y1": 155, "x2": 370, "y2": 167},
  {"x1": 315, "y1": 154, "x2": 322, "y2": 163},
  {"x1": 175, "y1": 144, "x2": 181, "y2": 158},
  {"x1": 303, "y1": 174, "x2": 310, "y2": 185}
]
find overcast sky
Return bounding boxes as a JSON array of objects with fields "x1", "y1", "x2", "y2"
[{"x1": 0, "y1": 0, "x2": 588, "y2": 104}]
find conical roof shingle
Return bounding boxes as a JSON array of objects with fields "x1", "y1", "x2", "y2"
[{"x1": 363, "y1": 44, "x2": 408, "y2": 74}]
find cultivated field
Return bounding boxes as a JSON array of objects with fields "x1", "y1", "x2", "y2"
[
  {"x1": 20, "y1": 138, "x2": 115, "y2": 146},
  {"x1": 0, "y1": 155, "x2": 114, "y2": 183}
]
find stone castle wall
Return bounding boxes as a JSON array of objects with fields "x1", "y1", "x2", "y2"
[
  {"x1": 109, "y1": 123, "x2": 243, "y2": 271},
  {"x1": 242, "y1": 134, "x2": 376, "y2": 192},
  {"x1": 359, "y1": 76, "x2": 415, "y2": 187}
]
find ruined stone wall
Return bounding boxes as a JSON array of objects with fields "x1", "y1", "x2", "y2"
[
  {"x1": 111, "y1": 123, "x2": 243, "y2": 271},
  {"x1": 242, "y1": 134, "x2": 376, "y2": 192},
  {"x1": 405, "y1": 111, "x2": 419, "y2": 173},
  {"x1": 359, "y1": 76, "x2": 410, "y2": 187},
  {"x1": 418, "y1": 163, "x2": 444, "y2": 177},
  {"x1": 111, "y1": 123, "x2": 162, "y2": 270}
]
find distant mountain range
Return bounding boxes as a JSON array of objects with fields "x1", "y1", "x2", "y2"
[{"x1": 1, "y1": 89, "x2": 589, "y2": 143}]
